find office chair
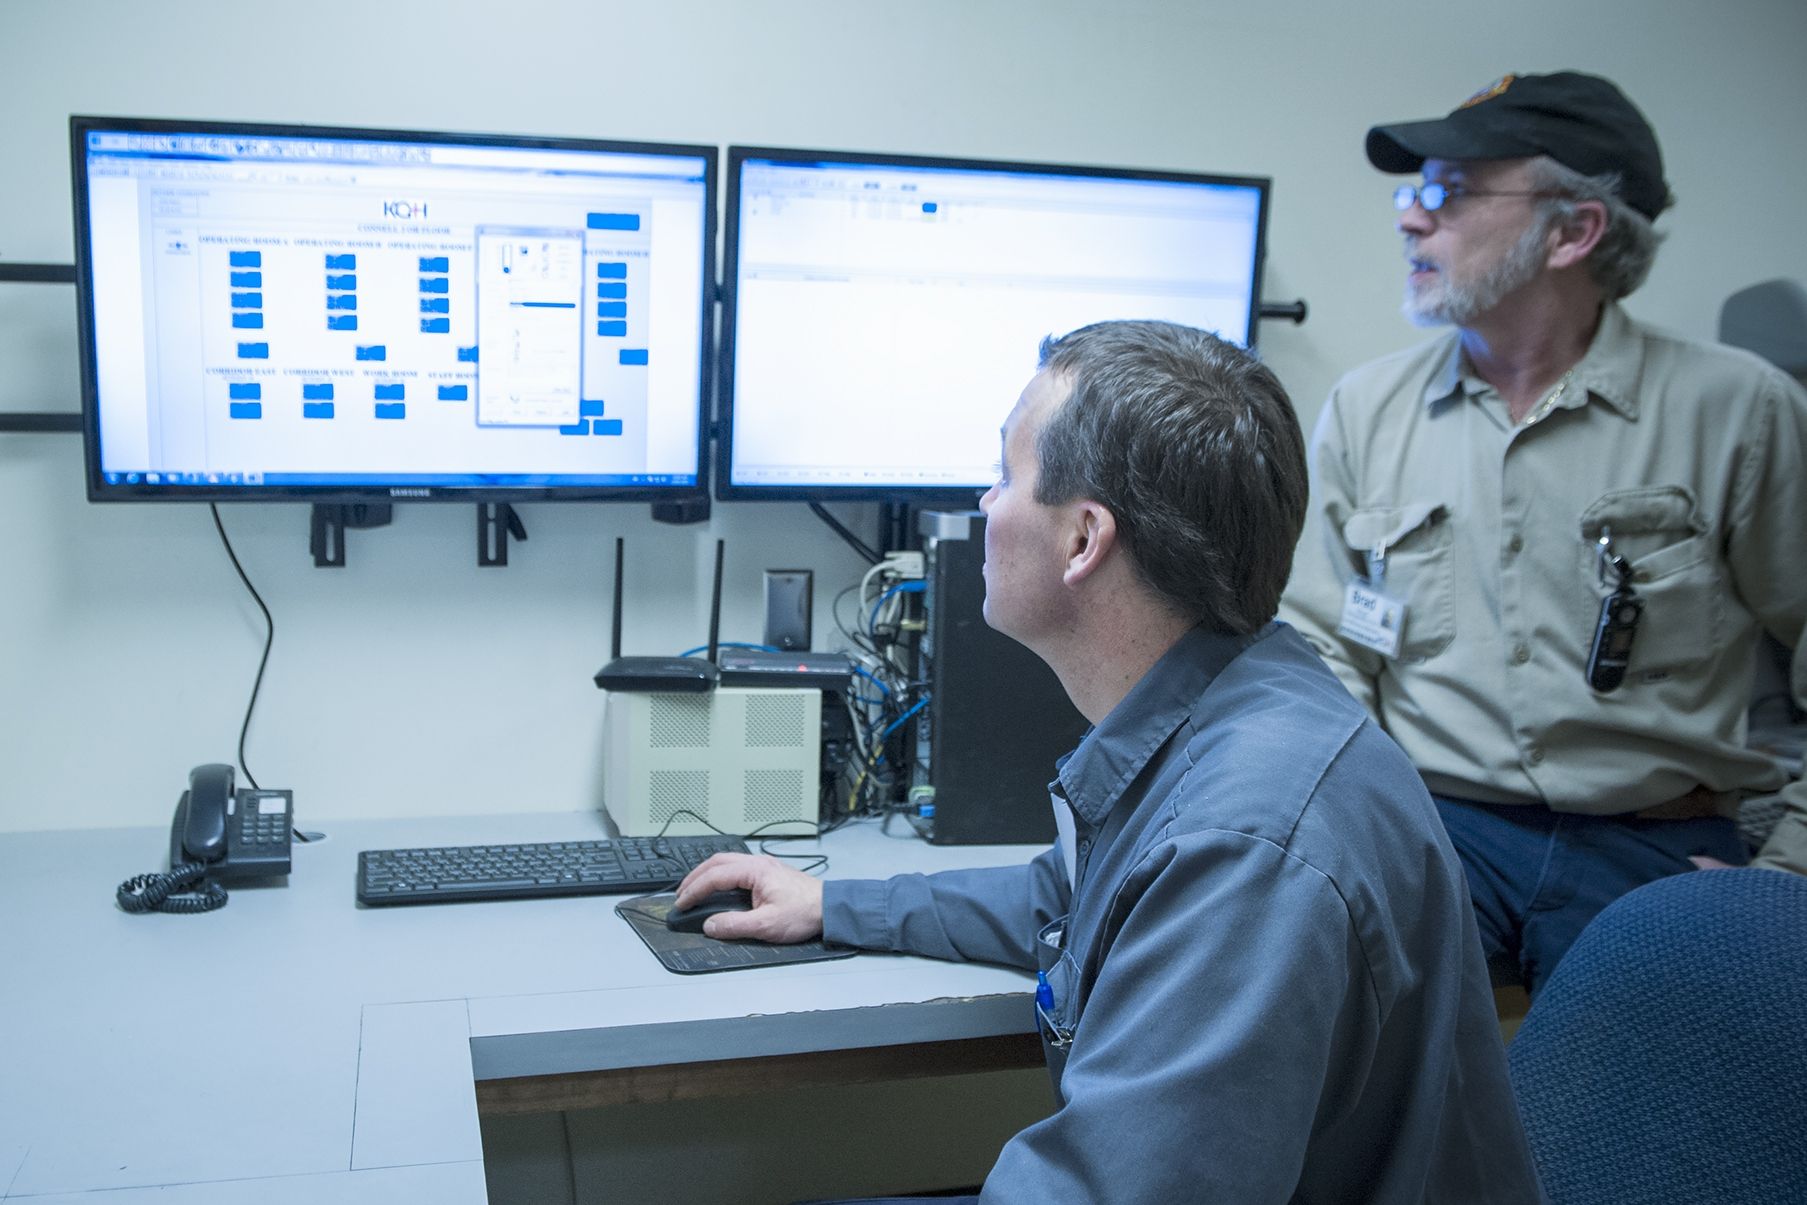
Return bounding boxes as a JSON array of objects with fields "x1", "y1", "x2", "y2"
[
  {"x1": 1720, "y1": 278, "x2": 1807, "y2": 852},
  {"x1": 1506, "y1": 868, "x2": 1807, "y2": 1204},
  {"x1": 1719, "y1": 277, "x2": 1807, "y2": 378}
]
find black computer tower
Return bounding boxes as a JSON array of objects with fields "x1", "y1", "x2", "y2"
[{"x1": 914, "y1": 511, "x2": 1091, "y2": 844}]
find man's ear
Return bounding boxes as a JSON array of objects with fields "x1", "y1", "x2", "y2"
[
  {"x1": 1547, "y1": 198, "x2": 1608, "y2": 271},
  {"x1": 1063, "y1": 501, "x2": 1117, "y2": 586}
]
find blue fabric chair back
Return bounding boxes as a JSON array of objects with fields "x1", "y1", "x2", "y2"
[{"x1": 1507, "y1": 868, "x2": 1807, "y2": 1204}]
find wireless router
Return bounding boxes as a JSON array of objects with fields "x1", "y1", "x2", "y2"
[{"x1": 592, "y1": 537, "x2": 721, "y2": 693}]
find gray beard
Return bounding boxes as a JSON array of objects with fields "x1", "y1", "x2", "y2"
[{"x1": 1402, "y1": 216, "x2": 1553, "y2": 328}]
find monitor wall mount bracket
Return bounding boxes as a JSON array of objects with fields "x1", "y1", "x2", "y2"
[
  {"x1": 0, "y1": 262, "x2": 81, "y2": 434},
  {"x1": 1258, "y1": 299, "x2": 1308, "y2": 325}
]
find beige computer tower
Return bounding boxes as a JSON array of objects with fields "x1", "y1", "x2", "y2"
[{"x1": 600, "y1": 686, "x2": 821, "y2": 836}]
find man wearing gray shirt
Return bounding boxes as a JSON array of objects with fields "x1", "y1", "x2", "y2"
[
  {"x1": 680, "y1": 321, "x2": 1538, "y2": 1202},
  {"x1": 1280, "y1": 72, "x2": 1807, "y2": 995}
]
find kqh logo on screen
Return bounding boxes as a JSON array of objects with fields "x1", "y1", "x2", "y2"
[{"x1": 381, "y1": 199, "x2": 430, "y2": 220}]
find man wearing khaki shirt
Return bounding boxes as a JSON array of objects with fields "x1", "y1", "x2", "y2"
[{"x1": 1281, "y1": 71, "x2": 1807, "y2": 995}]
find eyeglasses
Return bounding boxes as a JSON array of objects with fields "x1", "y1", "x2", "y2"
[{"x1": 1393, "y1": 182, "x2": 1561, "y2": 212}]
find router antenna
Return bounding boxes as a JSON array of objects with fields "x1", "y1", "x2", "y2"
[
  {"x1": 610, "y1": 537, "x2": 625, "y2": 661},
  {"x1": 706, "y1": 538, "x2": 725, "y2": 664}
]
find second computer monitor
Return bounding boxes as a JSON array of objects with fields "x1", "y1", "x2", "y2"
[{"x1": 718, "y1": 147, "x2": 1270, "y2": 502}]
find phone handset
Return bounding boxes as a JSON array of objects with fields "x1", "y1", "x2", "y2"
[{"x1": 176, "y1": 763, "x2": 235, "y2": 866}]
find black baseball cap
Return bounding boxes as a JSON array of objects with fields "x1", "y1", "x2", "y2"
[{"x1": 1366, "y1": 71, "x2": 1672, "y2": 220}]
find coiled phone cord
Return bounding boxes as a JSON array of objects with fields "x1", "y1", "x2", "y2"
[{"x1": 117, "y1": 863, "x2": 228, "y2": 914}]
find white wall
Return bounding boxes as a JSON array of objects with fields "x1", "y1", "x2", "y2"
[{"x1": 4, "y1": 0, "x2": 1805, "y2": 831}]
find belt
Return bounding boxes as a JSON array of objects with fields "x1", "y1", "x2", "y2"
[{"x1": 1632, "y1": 785, "x2": 1740, "y2": 821}]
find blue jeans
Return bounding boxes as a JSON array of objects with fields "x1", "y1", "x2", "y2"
[{"x1": 1434, "y1": 795, "x2": 1748, "y2": 997}]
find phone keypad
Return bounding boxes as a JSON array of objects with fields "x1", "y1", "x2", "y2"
[{"x1": 240, "y1": 795, "x2": 291, "y2": 849}]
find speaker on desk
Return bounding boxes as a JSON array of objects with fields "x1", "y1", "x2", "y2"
[{"x1": 914, "y1": 511, "x2": 1091, "y2": 845}]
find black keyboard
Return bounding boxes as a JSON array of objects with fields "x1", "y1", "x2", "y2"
[{"x1": 357, "y1": 834, "x2": 750, "y2": 906}]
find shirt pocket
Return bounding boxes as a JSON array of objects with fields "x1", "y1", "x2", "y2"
[
  {"x1": 1035, "y1": 916, "x2": 1078, "y2": 1094},
  {"x1": 1578, "y1": 486, "x2": 1722, "y2": 681},
  {"x1": 1340, "y1": 501, "x2": 1456, "y2": 661}
]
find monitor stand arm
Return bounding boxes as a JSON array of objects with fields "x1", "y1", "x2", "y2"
[
  {"x1": 477, "y1": 503, "x2": 526, "y2": 567},
  {"x1": 310, "y1": 503, "x2": 393, "y2": 568}
]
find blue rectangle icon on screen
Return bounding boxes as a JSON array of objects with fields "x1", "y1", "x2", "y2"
[
  {"x1": 597, "y1": 321, "x2": 627, "y2": 337},
  {"x1": 374, "y1": 403, "x2": 406, "y2": 420},
  {"x1": 421, "y1": 297, "x2": 449, "y2": 314},
  {"x1": 594, "y1": 419, "x2": 624, "y2": 436},
  {"x1": 587, "y1": 213, "x2": 641, "y2": 231},
  {"x1": 327, "y1": 294, "x2": 357, "y2": 311},
  {"x1": 438, "y1": 385, "x2": 469, "y2": 402},
  {"x1": 325, "y1": 254, "x2": 356, "y2": 270},
  {"x1": 326, "y1": 273, "x2": 358, "y2": 291},
  {"x1": 302, "y1": 383, "x2": 334, "y2": 400},
  {"x1": 374, "y1": 384, "x2": 405, "y2": 400},
  {"x1": 229, "y1": 271, "x2": 262, "y2": 288},
  {"x1": 420, "y1": 318, "x2": 450, "y2": 334},
  {"x1": 230, "y1": 292, "x2": 262, "y2": 309},
  {"x1": 560, "y1": 420, "x2": 590, "y2": 436},
  {"x1": 237, "y1": 342, "x2": 269, "y2": 359},
  {"x1": 619, "y1": 348, "x2": 649, "y2": 366},
  {"x1": 580, "y1": 400, "x2": 605, "y2": 417},
  {"x1": 228, "y1": 382, "x2": 261, "y2": 400},
  {"x1": 232, "y1": 313, "x2": 264, "y2": 329},
  {"x1": 327, "y1": 315, "x2": 358, "y2": 331},
  {"x1": 923, "y1": 201, "x2": 938, "y2": 213},
  {"x1": 228, "y1": 402, "x2": 262, "y2": 420},
  {"x1": 229, "y1": 251, "x2": 262, "y2": 268},
  {"x1": 419, "y1": 277, "x2": 449, "y2": 294},
  {"x1": 597, "y1": 301, "x2": 627, "y2": 318},
  {"x1": 355, "y1": 345, "x2": 386, "y2": 361},
  {"x1": 418, "y1": 256, "x2": 450, "y2": 272},
  {"x1": 303, "y1": 402, "x2": 335, "y2": 419},
  {"x1": 596, "y1": 281, "x2": 627, "y2": 299},
  {"x1": 596, "y1": 262, "x2": 627, "y2": 279},
  {"x1": 457, "y1": 346, "x2": 478, "y2": 362}
]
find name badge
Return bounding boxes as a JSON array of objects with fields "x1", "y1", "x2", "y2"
[{"x1": 1338, "y1": 579, "x2": 1407, "y2": 659}]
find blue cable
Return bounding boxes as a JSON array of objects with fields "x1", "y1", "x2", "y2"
[
  {"x1": 852, "y1": 665, "x2": 891, "y2": 696},
  {"x1": 879, "y1": 696, "x2": 929, "y2": 739},
  {"x1": 868, "y1": 581, "x2": 924, "y2": 633}
]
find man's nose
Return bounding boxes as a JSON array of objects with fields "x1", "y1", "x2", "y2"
[{"x1": 1396, "y1": 201, "x2": 1434, "y2": 238}]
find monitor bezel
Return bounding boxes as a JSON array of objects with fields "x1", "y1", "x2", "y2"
[
  {"x1": 714, "y1": 144, "x2": 1272, "y2": 504},
  {"x1": 71, "y1": 114, "x2": 719, "y2": 504}
]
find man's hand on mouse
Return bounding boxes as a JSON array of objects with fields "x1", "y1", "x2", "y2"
[{"x1": 675, "y1": 852, "x2": 824, "y2": 943}]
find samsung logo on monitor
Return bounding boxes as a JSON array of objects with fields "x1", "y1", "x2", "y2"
[{"x1": 389, "y1": 488, "x2": 431, "y2": 497}]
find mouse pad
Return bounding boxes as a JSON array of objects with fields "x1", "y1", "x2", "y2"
[{"x1": 616, "y1": 893, "x2": 859, "y2": 975}]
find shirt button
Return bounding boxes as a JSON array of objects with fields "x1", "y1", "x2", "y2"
[
  {"x1": 1513, "y1": 644, "x2": 1531, "y2": 664},
  {"x1": 1507, "y1": 535, "x2": 1525, "y2": 554}
]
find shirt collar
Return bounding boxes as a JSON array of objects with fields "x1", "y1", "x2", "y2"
[
  {"x1": 1420, "y1": 302, "x2": 1644, "y2": 420},
  {"x1": 1053, "y1": 625, "x2": 1252, "y2": 828}
]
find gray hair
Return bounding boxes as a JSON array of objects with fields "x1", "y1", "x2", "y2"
[
  {"x1": 1526, "y1": 156, "x2": 1666, "y2": 299},
  {"x1": 1034, "y1": 320, "x2": 1307, "y2": 637}
]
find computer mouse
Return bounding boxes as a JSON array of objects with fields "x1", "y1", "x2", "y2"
[{"x1": 665, "y1": 887, "x2": 755, "y2": 934}]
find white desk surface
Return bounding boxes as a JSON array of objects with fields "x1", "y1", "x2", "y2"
[{"x1": 0, "y1": 811, "x2": 1040, "y2": 1202}]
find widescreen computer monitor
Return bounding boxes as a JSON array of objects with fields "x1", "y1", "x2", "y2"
[
  {"x1": 717, "y1": 147, "x2": 1270, "y2": 502},
  {"x1": 71, "y1": 117, "x2": 716, "y2": 501}
]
